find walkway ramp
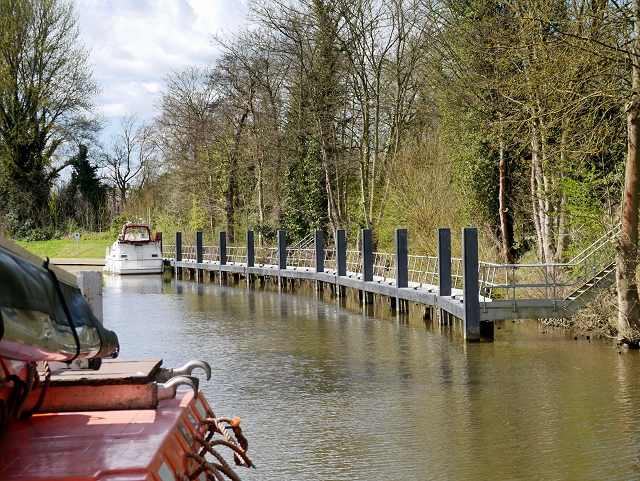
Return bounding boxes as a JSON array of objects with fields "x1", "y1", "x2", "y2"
[{"x1": 478, "y1": 226, "x2": 618, "y2": 320}]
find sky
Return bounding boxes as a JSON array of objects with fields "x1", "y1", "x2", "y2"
[{"x1": 75, "y1": 0, "x2": 249, "y2": 135}]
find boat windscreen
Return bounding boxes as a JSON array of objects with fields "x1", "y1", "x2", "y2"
[{"x1": 122, "y1": 227, "x2": 151, "y2": 242}]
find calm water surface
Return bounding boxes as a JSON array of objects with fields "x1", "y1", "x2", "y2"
[{"x1": 103, "y1": 275, "x2": 640, "y2": 480}]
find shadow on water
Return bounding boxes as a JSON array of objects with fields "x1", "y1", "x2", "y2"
[{"x1": 103, "y1": 273, "x2": 640, "y2": 481}]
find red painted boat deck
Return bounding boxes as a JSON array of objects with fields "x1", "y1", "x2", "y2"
[{"x1": 1, "y1": 390, "x2": 211, "y2": 481}]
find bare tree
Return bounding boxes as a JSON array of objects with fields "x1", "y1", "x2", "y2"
[
  {"x1": 155, "y1": 66, "x2": 223, "y2": 238},
  {"x1": 102, "y1": 115, "x2": 157, "y2": 209}
]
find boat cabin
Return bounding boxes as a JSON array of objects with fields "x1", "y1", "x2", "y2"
[{"x1": 118, "y1": 224, "x2": 156, "y2": 244}]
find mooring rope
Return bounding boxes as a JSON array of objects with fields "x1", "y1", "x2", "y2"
[
  {"x1": 176, "y1": 414, "x2": 253, "y2": 481},
  {"x1": 0, "y1": 361, "x2": 52, "y2": 448}
]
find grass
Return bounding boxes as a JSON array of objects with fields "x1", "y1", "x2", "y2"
[{"x1": 16, "y1": 232, "x2": 115, "y2": 259}]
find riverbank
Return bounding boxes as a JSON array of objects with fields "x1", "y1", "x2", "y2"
[{"x1": 542, "y1": 286, "x2": 618, "y2": 339}]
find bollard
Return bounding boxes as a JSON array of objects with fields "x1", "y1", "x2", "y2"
[
  {"x1": 361, "y1": 229, "x2": 373, "y2": 304},
  {"x1": 246, "y1": 230, "x2": 255, "y2": 267},
  {"x1": 362, "y1": 229, "x2": 373, "y2": 282},
  {"x1": 277, "y1": 230, "x2": 286, "y2": 289},
  {"x1": 438, "y1": 228, "x2": 451, "y2": 296},
  {"x1": 219, "y1": 231, "x2": 227, "y2": 265},
  {"x1": 437, "y1": 228, "x2": 452, "y2": 325},
  {"x1": 176, "y1": 232, "x2": 182, "y2": 262},
  {"x1": 462, "y1": 227, "x2": 480, "y2": 341},
  {"x1": 336, "y1": 229, "x2": 346, "y2": 277},
  {"x1": 394, "y1": 228, "x2": 408, "y2": 314},
  {"x1": 196, "y1": 232, "x2": 203, "y2": 264},
  {"x1": 315, "y1": 230, "x2": 324, "y2": 273},
  {"x1": 277, "y1": 230, "x2": 287, "y2": 270}
]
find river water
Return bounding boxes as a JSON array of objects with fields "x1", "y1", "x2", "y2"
[{"x1": 103, "y1": 274, "x2": 640, "y2": 481}]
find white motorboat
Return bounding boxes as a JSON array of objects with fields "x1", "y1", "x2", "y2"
[{"x1": 104, "y1": 224, "x2": 163, "y2": 274}]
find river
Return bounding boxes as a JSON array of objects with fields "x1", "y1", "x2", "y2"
[{"x1": 103, "y1": 274, "x2": 640, "y2": 480}]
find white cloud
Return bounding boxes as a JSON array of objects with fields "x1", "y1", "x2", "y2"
[{"x1": 76, "y1": 0, "x2": 248, "y2": 127}]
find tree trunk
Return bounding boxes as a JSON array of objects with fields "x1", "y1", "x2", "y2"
[
  {"x1": 617, "y1": 95, "x2": 640, "y2": 344},
  {"x1": 554, "y1": 130, "x2": 569, "y2": 262},
  {"x1": 616, "y1": 0, "x2": 640, "y2": 345},
  {"x1": 316, "y1": 114, "x2": 342, "y2": 233},
  {"x1": 226, "y1": 109, "x2": 249, "y2": 243},
  {"x1": 530, "y1": 118, "x2": 544, "y2": 262},
  {"x1": 498, "y1": 128, "x2": 513, "y2": 263}
]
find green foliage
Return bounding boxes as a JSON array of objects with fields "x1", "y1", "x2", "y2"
[
  {"x1": 0, "y1": 0, "x2": 100, "y2": 238},
  {"x1": 54, "y1": 145, "x2": 108, "y2": 233},
  {"x1": 283, "y1": 139, "x2": 328, "y2": 242},
  {"x1": 189, "y1": 196, "x2": 209, "y2": 235},
  {"x1": 110, "y1": 214, "x2": 131, "y2": 237}
]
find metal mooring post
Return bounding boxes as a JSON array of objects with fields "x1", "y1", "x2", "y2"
[
  {"x1": 315, "y1": 230, "x2": 324, "y2": 292},
  {"x1": 246, "y1": 230, "x2": 254, "y2": 287},
  {"x1": 462, "y1": 227, "x2": 480, "y2": 341},
  {"x1": 437, "y1": 228, "x2": 451, "y2": 324},
  {"x1": 395, "y1": 228, "x2": 408, "y2": 313},
  {"x1": 196, "y1": 231, "x2": 203, "y2": 281},
  {"x1": 196, "y1": 232, "x2": 203, "y2": 264},
  {"x1": 315, "y1": 230, "x2": 324, "y2": 273},
  {"x1": 438, "y1": 228, "x2": 451, "y2": 296},
  {"x1": 277, "y1": 230, "x2": 286, "y2": 288},
  {"x1": 219, "y1": 231, "x2": 227, "y2": 266},
  {"x1": 176, "y1": 232, "x2": 182, "y2": 262},
  {"x1": 246, "y1": 230, "x2": 255, "y2": 267},
  {"x1": 336, "y1": 229, "x2": 346, "y2": 297},
  {"x1": 362, "y1": 229, "x2": 374, "y2": 304}
]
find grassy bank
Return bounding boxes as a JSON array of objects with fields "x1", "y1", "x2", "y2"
[{"x1": 15, "y1": 232, "x2": 113, "y2": 259}]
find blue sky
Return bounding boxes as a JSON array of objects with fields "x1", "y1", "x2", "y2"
[{"x1": 75, "y1": 0, "x2": 249, "y2": 131}]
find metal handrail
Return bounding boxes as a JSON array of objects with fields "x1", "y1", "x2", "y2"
[
  {"x1": 566, "y1": 223, "x2": 619, "y2": 264},
  {"x1": 170, "y1": 225, "x2": 619, "y2": 313},
  {"x1": 287, "y1": 247, "x2": 315, "y2": 268}
]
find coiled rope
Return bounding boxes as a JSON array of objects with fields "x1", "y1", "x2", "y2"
[
  {"x1": 176, "y1": 412, "x2": 254, "y2": 481},
  {"x1": 0, "y1": 361, "x2": 51, "y2": 448}
]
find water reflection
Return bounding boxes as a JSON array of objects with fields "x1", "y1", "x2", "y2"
[{"x1": 103, "y1": 276, "x2": 640, "y2": 480}]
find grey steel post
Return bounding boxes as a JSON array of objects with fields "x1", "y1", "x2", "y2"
[
  {"x1": 336, "y1": 229, "x2": 346, "y2": 277},
  {"x1": 219, "y1": 231, "x2": 227, "y2": 265},
  {"x1": 246, "y1": 230, "x2": 255, "y2": 267},
  {"x1": 315, "y1": 230, "x2": 324, "y2": 273},
  {"x1": 362, "y1": 229, "x2": 373, "y2": 282},
  {"x1": 277, "y1": 230, "x2": 287, "y2": 270},
  {"x1": 196, "y1": 231, "x2": 203, "y2": 264},
  {"x1": 175, "y1": 232, "x2": 182, "y2": 262},
  {"x1": 463, "y1": 227, "x2": 480, "y2": 341},
  {"x1": 395, "y1": 229, "x2": 408, "y2": 288},
  {"x1": 395, "y1": 228, "x2": 408, "y2": 314},
  {"x1": 438, "y1": 228, "x2": 451, "y2": 296}
]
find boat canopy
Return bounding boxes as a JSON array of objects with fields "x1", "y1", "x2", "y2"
[
  {"x1": 118, "y1": 225, "x2": 155, "y2": 243},
  {"x1": 0, "y1": 236, "x2": 118, "y2": 361}
]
